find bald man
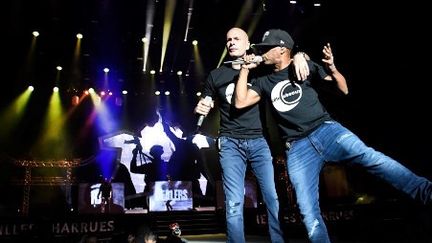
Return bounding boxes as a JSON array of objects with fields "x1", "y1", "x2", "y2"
[{"x1": 194, "y1": 27, "x2": 307, "y2": 243}]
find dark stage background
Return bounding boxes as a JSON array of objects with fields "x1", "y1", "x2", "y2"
[
  {"x1": 1, "y1": 0, "x2": 432, "y2": 233},
  {"x1": 3, "y1": 0, "x2": 432, "y2": 160}
]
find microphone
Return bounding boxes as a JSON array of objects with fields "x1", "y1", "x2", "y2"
[
  {"x1": 197, "y1": 96, "x2": 213, "y2": 128},
  {"x1": 223, "y1": 56, "x2": 263, "y2": 65}
]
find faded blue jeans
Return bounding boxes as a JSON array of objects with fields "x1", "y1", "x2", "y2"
[
  {"x1": 219, "y1": 136, "x2": 285, "y2": 243},
  {"x1": 286, "y1": 121, "x2": 432, "y2": 243}
]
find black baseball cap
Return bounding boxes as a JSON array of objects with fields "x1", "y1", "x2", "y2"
[{"x1": 252, "y1": 29, "x2": 294, "y2": 50}]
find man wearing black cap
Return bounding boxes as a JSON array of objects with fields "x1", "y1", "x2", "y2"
[
  {"x1": 194, "y1": 27, "x2": 309, "y2": 243},
  {"x1": 234, "y1": 28, "x2": 432, "y2": 243}
]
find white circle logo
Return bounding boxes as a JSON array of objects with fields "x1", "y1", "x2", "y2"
[
  {"x1": 271, "y1": 80, "x2": 302, "y2": 112},
  {"x1": 225, "y1": 83, "x2": 235, "y2": 104},
  {"x1": 225, "y1": 83, "x2": 252, "y2": 104}
]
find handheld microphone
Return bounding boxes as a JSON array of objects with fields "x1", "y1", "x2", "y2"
[
  {"x1": 197, "y1": 96, "x2": 213, "y2": 127},
  {"x1": 223, "y1": 55, "x2": 263, "y2": 65}
]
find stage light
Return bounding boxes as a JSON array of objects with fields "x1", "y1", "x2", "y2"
[
  {"x1": 56, "y1": 66, "x2": 62, "y2": 71},
  {"x1": 32, "y1": 31, "x2": 39, "y2": 37},
  {"x1": 122, "y1": 90, "x2": 128, "y2": 95},
  {"x1": 160, "y1": 0, "x2": 176, "y2": 76},
  {"x1": 84, "y1": 90, "x2": 89, "y2": 95},
  {"x1": 94, "y1": 96, "x2": 101, "y2": 105},
  {"x1": 192, "y1": 40, "x2": 198, "y2": 46},
  {"x1": 177, "y1": 71, "x2": 182, "y2": 76},
  {"x1": 141, "y1": 37, "x2": 148, "y2": 43},
  {"x1": 28, "y1": 86, "x2": 34, "y2": 91},
  {"x1": 193, "y1": 43, "x2": 205, "y2": 78},
  {"x1": 108, "y1": 91, "x2": 113, "y2": 96},
  {"x1": 100, "y1": 91, "x2": 106, "y2": 96},
  {"x1": 72, "y1": 95, "x2": 79, "y2": 106},
  {"x1": 76, "y1": 33, "x2": 83, "y2": 39},
  {"x1": 88, "y1": 88, "x2": 95, "y2": 94},
  {"x1": 164, "y1": 91, "x2": 170, "y2": 96},
  {"x1": 53, "y1": 87, "x2": 59, "y2": 92},
  {"x1": 196, "y1": 92, "x2": 201, "y2": 97},
  {"x1": 103, "y1": 68, "x2": 110, "y2": 73},
  {"x1": 155, "y1": 91, "x2": 161, "y2": 96},
  {"x1": 141, "y1": 0, "x2": 155, "y2": 75},
  {"x1": 150, "y1": 70, "x2": 156, "y2": 75},
  {"x1": 115, "y1": 97, "x2": 123, "y2": 106},
  {"x1": 183, "y1": 2, "x2": 194, "y2": 42}
]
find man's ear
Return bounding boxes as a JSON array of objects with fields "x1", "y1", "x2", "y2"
[{"x1": 246, "y1": 41, "x2": 250, "y2": 50}]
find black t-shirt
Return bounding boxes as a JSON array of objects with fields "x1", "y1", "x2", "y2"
[
  {"x1": 202, "y1": 64, "x2": 265, "y2": 138},
  {"x1": 251, "y1": 61, "x2": 332, "y2": 141}
]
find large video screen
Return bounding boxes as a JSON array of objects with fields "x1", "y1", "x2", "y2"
[
  {"x1": 78, "y1": 183, "x2": 124, "y2": 214},
  {"x1": 148, "y1": 181, "x2": 193, "y2": 212},
  {"x1": 97, "y1": 112, "x2": 219, "y2": 210}
]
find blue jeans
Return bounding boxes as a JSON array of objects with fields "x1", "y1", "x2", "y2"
[
  {"x1": 219, "y1": 136, "x2": 285, "y2": 243},
  {"x1": 286, "y1": 121, "x2": 432, "y2": 243}
]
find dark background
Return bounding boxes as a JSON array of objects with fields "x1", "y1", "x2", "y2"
[{"x1": 2, "y1": 0, "x2": 432, "y2": 205}]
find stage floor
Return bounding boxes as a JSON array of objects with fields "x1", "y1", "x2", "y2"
[
  {"x1": 179, "y1": 233, "x2": 270, "y2": 243},
  {"x1": 174, "y1": 231, "x2": 432, "y2": 243},
  {"x1": 1, "y1": 199, "x2": 431, "y2": 243}
]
